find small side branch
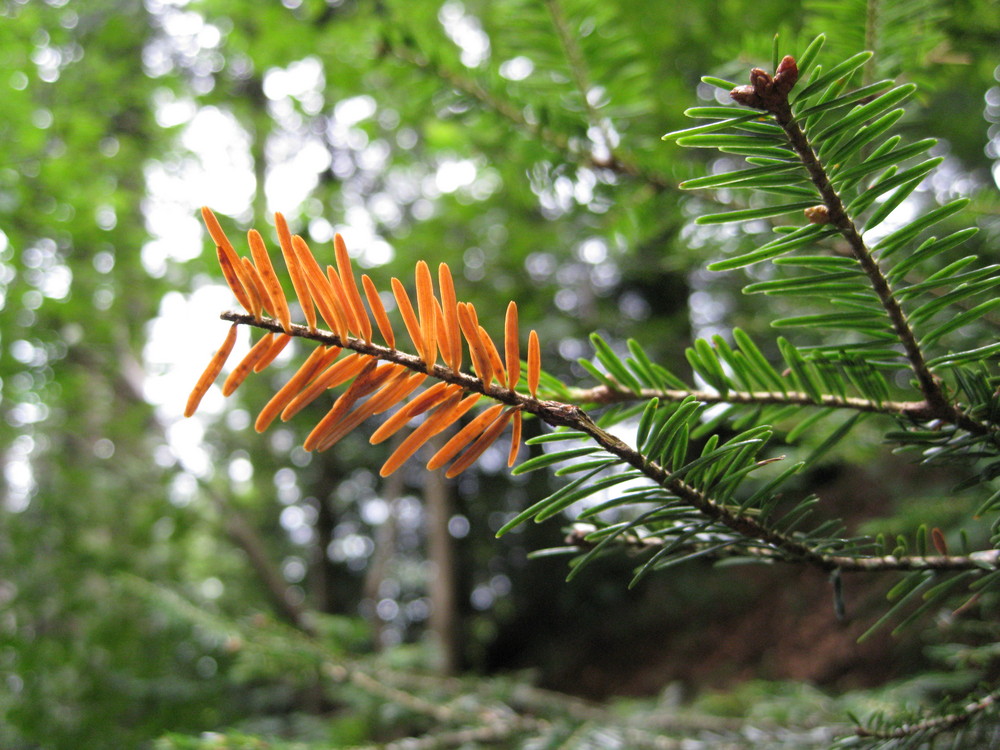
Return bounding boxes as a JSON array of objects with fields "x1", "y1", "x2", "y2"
[
  {"x1": 545, "y1": 0, "x2": 619, "y2": 167},
  {"x1": 202, "y1": 480, "x2": 316, "y2": 635},
  {"x1": 565, "y1": 528, "x2": 1000, "y2": 573},
  {"x1": 734, "y1": 59, "x2": 949, "y2": 418},
  {"x1": 774, "y1": 106, "x2": 947, "y2": 413},
  {"x1": 727, "y1": 57, "x2": 996, "y2": 439},
  {"x1": 854, "y1": 687, "x2": 1000, "y2": 740},
  {"x1": 568, "y1": 383, "x2": 936, "y2": 420}
]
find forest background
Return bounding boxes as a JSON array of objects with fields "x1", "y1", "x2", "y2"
[{"x1": 1, "y1": 0, "x2": 999, "y2": 747}]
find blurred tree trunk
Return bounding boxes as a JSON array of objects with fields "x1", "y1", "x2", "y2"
[
  {"x1": 312, "y1": 488, "x2": 338, "y2": 613},
  {"x1": 425, "y1": 436, "x2": 460, "y2": 674}
]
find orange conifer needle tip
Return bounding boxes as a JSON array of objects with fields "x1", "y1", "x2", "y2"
[
  {"x1": 508, "y1": 410, "x2": 523, "y2": 468},
  {"x1": 246, "y1": 230, "x2": 277, "y2": 315},
  {"x1": 223, "y1": 332, "x2": 274, "y2": 397},
  {"x1": 185, "y1": 323, "x2": 239, "y2": 418},
  {"x1": 362, "y1": 274, "x2": 395, "y2": 349},
  {"x1": 438, "y1": 263, "x2": 462, "y2": 370},
  {"x1": 391, "y1": 277, "x2": 426, "y2": 361},
  {"x1": 414, "y1": 260, "x2": 438, "y2": 368},
  {"x1": 335, "y1": 233, "x2": 372, "y2": 342},
  {"x1": 273, "y1": 214, "x2": 316, "y2": 330},
  {"x1": 203, "y1": 207, "x2": 260, "y2": 317},
  {"x1": 479, "y1": 325, "x2": 505, "y2": 386},
  {"x1": 426, "y1": 402, "x2": 504, "y2": 471},
  {"x1": 528, "y1": 329, "x2": 540, "y2": 398},
  {"x1": 248, "y1": 229, "x2": 291, "y2": 332},
  {"x1": 239, "y1": 256, "x2": 266, "y2": 319},
  {"x1": 457, "y1": 303, "x2": 493, "y2": 386},
  {"x1": 505, "y1": 302, "x2": 520, "y2": 390},
  {"x1": 327, "y1": 264, "x2": 359, "y2": 338},
  {"x1": 216, "y1": 245, "x2": 254, "y2": 315},
  {"x1": 445, "y1": 407, "x2": 516, "y2": 479},
  {"x1": 201, "y1": 206, "x2": 233, "y2": 252}
]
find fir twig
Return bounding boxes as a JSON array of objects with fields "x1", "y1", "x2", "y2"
[
  {"x1": 568, "y1": 383, "x2": 938, "y2": 420},
  {"x1": 216, "y1": 311, "x2": 1000, "y2": 577},
  {"x1": 190, "y1": 208, "x2": 539, "y2": 479},
  {"x1": 731, "y1": 57, "x2": 954, "y2": 421},
  {"x1": 564, "y1": 527, "x2": 1000, "y2": 573}
]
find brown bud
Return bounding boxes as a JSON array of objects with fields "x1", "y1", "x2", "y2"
[
  {"x1": 730, "y1": 84, "x2": 764, "y2": 109},
  {"x1": 773, "y1": 55, "x2": 799, "y2": 96},
  {"x1": 749, "y1": 67, "x2": 772, "y2": 96},
  {"x1": 804, "y1": 205, "x2": 830, "y2": 224}
]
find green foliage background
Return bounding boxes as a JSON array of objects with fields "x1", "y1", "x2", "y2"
[{"x1": 0, "y1": 0, "x2": 998, "y2": 747}]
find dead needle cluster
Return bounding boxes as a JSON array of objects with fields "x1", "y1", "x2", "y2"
[{"x1": 186, "y1": 207, "x2": 542, "y2": 478}]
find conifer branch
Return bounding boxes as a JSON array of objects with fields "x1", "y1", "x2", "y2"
[
  {"x1": 189, "y1": 204, "x2": 1000, "y2": 588},
  {"x1": 210, "y1": 308, "x2": 827, "y2": 571},
  {"x1": 195, "y1": 209, "x2": 997, "y2": 581},
  {"x1": 725, "y1": 57, "x2": 996, "y2": 439},
  {"x1": 190, "y1": 208, "x2": 548, "y2": 480},
  {"x1": 212, "y1": 310, "x2": 833, "y2": 571}
]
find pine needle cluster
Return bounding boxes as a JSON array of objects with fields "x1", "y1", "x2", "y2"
[{"x1": 184, "y1": 207, "x2": 541, "y2": 479}]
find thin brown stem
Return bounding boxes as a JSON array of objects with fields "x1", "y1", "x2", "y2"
[
  {"x1": 565, "y1": 528, "x2": 1000, "y2": 573},
  {"x1": 768, "y1": 99, "x2": 951, "y2": 417},
  {"x1": 202, "y1": 480, "x2": 316, "y2": 635},
  {"x1": 569, "y1": 383, "x2": 936, "y2": 420}
]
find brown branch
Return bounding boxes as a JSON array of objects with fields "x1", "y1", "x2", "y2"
[
  {"x1": 221, "y1": 311, "x2": 1000, "y2": 576},
  {"x1": 201, "y1": 480, "x2": 316, "y2": 635},
  {"x1": 87, "y1": 335, "x2": 316, "y2": 634},
  {"x1": 544, "y1": 0, "x2": 618, "y2": 163}
]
